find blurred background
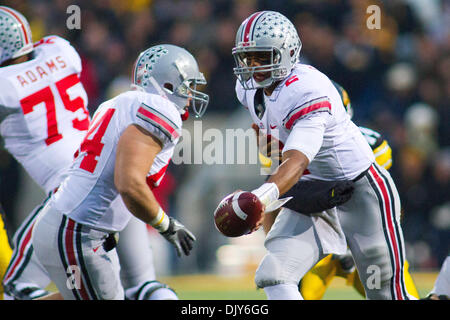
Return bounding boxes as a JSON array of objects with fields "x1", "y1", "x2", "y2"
[{"x1": 1, "y1": 0, "x2": 448, "y2": 284}]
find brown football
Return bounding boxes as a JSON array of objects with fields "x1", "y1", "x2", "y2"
[{"x1": 214, "y1": 191, "x2": 263, "y2": 237}]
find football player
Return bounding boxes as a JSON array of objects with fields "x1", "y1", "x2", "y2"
[
  {"x1": 0, "y1": 6, "x2": 179, "y2": 300},
  {"x1": 257, "y1": 81, "x2": 419, "y2": 299},
  {"x1": 225, "y1": 10, "x2": 416, "y2": 299},
  {"x1": 31, "y1": 43, "x2": 208, "y2": 299}
]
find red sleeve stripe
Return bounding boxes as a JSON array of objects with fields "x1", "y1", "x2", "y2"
[
  {"x1": 137, "y1": 103, "x2": 180, "y2": 141},
  {"x1": 284, "y1": 97, "x2": 331, "y2": 130}
]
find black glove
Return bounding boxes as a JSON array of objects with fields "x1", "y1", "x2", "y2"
[
  {"x1": 284, "y1": 180, "x2": 355, "y2": 214},
  {"x1": 160, "y1": 217, "x2": 196, "y2": 257}
]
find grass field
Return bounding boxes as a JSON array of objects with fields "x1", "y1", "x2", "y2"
[
  {"x1": 159, "y1": 272, "x2": 437, "y2": 300},
  {"x1": 45, "y1": 271, "x2": 436, "y2": 299}
]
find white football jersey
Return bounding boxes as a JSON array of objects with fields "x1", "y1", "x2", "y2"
[
  {"x1": 0, "y1": 35, "x2": 89, "y2": 193},
  {"x1": 50, "y1": 90, "x2": 181, "y2": 232},
  {"x1": 236, "y1": 63, "x2": 374, "y2": 181}
]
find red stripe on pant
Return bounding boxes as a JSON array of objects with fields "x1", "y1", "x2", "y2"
[
  {"x1": 3, "y1": 222, "x2": 34, "y2": 284},
  {"x1": 369, "y1": 165, "x2": 405, "y2": 300},
  {"x1": 64, "y1": 218, "x2": 90, "y2": 300}
]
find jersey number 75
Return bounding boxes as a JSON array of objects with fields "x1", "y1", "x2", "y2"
[{"x1": 20, "y1": 73, "x2": 90, "y2": 146}]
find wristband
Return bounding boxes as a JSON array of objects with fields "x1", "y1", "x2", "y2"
[
  {"x1": 150, "y1": 207, "x2": 170, "y2": 232},
  {"x1": 252, "y1": 182, "x2": 279, "y2": 206}
]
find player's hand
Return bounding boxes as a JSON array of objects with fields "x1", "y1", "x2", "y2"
[
  {"x1": 251, "y1": 123, "x2": 260, "y2": 140},
  {"x1": 249, "y1": 203, "x2": 265, "y2": 233},
  {"x1": 230, "y1": 187, "x2": 265, "y2": 234},
  {"x1": 327, "y1": 181, "x2": 354, "y2": 207},
  {"x1": 160, "y1": 217, "x2": 196, "y2": 257}
]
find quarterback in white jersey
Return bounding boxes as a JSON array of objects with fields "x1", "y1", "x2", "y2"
[
  {"x1": 32, "y1": 44, "x2": 209, "y2": 299},
  {"x1": 221, "y1": 11, "x2": 414, "y2": 300}
]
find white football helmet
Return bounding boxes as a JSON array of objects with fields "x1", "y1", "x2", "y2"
[
  {"x1": 232, "y1": 11, "x2": 302, "y2": 90},
  {"x1": 131, "y1": 44, "x2": 209, "y2": 118},
  {"x1": 0, "y1": 6, "x2": 33, "y2": 65}
]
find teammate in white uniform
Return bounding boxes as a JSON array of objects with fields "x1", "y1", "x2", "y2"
[
  {"x1": 0, "y1": 6, "x2": 179, "y2": 300},
  {"x1": 32, "y1": 44, "x2": 208, "y2": 299},
  {"x1": 225, "y1": 11, "x2": 413, "y2": 299}
]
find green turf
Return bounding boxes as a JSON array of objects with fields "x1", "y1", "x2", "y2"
[
  {"x1": 45, "y1": 272, "x2": 436, "y2": 300},
  {"x1": 174, "y1": 287, "x2": 433, "y2": 300},
  {"x1": 176, "y1": 289, "x2": 267, "y2": 300},
  {"x1": 168, "y1": 275, "x2": 435, "y2": 300}
]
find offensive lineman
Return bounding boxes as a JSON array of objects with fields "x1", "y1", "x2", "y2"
[
  {"x1": 0, "y1": 6, "x2": 177, "y2": 300},
  {"x1": 257, "y1": 81, "x2": 419, "y2": 299},
  {"x1": 225, "y1": 10, "x2": 415, "y2": 299},
  {"x1": 31, "y1": 44, "x2": 209, "y2": 299}
]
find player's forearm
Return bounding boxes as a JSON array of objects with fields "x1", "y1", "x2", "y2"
[
  {"x1": 267, "y1": 150, "x2": 308, "y2": 196},
  {"x1": 117, "y1": 175, "x2": 161, "y2": 224},
  {"x1": 114, "y1": 124, "x2": 169, "y2": 231}
]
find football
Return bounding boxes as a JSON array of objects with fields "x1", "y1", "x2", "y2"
[{"x1": 214, "y1": 191, "x2": 264, "y2": 237}]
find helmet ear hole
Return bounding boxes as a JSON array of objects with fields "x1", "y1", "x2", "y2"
[
  {"x1": 290, "y1": 50, "x2": 294, "y2": 57},
  {"x1": 163, "y1": 83, "x2": 174, "y2": 93}
]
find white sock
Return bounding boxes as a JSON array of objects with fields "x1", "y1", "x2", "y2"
[{"x1": 264, "y1": 283, "x2": 303, "y2": 300}]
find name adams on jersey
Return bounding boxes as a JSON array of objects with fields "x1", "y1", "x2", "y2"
[{"x1": 0, "y1": 35, "x2": 89, "y2": 193}]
